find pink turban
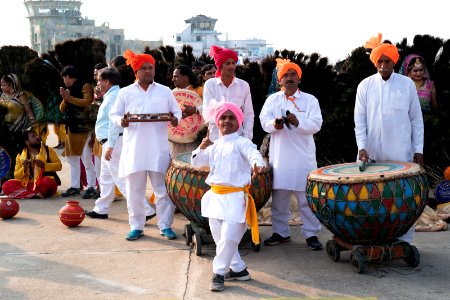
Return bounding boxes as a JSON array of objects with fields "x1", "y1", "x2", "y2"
[
  {"x1": 276, "y1": 58, "x2": 302, "y2": 81},
  {"x1": 364, "y1": 33, "x2": 399, "y2": 66},
  {"x1": 214, "y1": 102, "x2": 244, "y2": 129},
  {"x1": 209, "y1": 45, "x2": 238, "y2": 77},
  {"x1": 203, "y1": 99, "x2": 244, "y2": 130},
  {"x1": 123, "y1": 49, "x2": 155, "y2": 72}
]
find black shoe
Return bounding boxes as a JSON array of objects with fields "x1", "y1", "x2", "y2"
[
  {"x1": 85, "y1": 210, "x2": 108, "y2": 219},
  {"x1": 224, "y1": 268, "x2": 251, "y2": 281},
  {"x1": 306, "y1": 236, "x2": 323, "y2": 251},
  {"x1": 209, "y1": 274, "x2": 224, "y2": 292},
  {"x1": 263, "y1": 233, "x2": 291, "y2": 246},
  {"x1": 82, "y1": 187, "x2": 97, "y2": 199},
  {"x1": 145, "y1": 213, "x2": 156, "y2": 221},
  {"x1": 61, "y1": 187, "x2": 80, "y2": 197}
]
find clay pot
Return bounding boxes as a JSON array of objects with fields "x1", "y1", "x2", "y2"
[
  {"x1": 0, "y1": 199, "x2": 20, "y2": 219},
  {"x1": 59, "y1": 200, "x2": 85, "y2": 227}
]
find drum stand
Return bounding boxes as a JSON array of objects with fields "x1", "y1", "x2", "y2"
[
  {"x1": 184, "y1": 222, "x2": 260, "y2": 256},
  {"x1": 184, "y1": 222, "x2": 214, "y2": 256},
  {"x1": 326, "y1": 236, "x2": 420, "y2": 274}
]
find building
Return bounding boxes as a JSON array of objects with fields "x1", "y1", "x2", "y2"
[
  {"x1": 24, "y1": 0, "x2": 162, "y2": 62},
  {"x1": 174, "y1": 14, "x2": 273, "y2": 62}
]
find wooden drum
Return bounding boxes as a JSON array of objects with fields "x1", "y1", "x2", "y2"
[
  {"x1": 166, "y1": 152, "x2": 273, "y2": 227},
  {"x1": 306, "y1": 161, "x2": 428, "y2": 245}
]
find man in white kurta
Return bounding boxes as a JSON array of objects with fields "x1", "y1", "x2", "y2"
[
  {"x1": 355, "y1": 41, "x2": 424, "y2": 244},
  {"x1": 260, "y1": 59, "x2": 323, "y2": 250},
  {"x1": 203, "y1": 45, "x2": 254, "y2": 141},
  {"x1": 85, "y1": 67, "x2": 155, "y2": 220},
  {"x1": 109, "y1": 50, "x2": 182, "y2": 241},
  {"x1": 191, "y1": 102, "x2": 266, "y2": 292}
]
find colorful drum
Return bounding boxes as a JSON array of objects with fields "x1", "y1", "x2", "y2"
[
  {"x1": 306, "y1": 161, "x2": 428, "y2": 245},
  {"x1": 166, "y1": 152, "x2": 273, "y2": 227},
  {"x1": 168, "y1": 90, "x2": 205, "y2": 144}
]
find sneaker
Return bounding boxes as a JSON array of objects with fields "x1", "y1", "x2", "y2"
[
  {"x1": 263, "y1": 233, "x2": 291, "y2": 246},
  {"x1": 306, "y1": 236, "x2": 323, "y2": 251},
  {"x1": 61, "y1": 187, "x2": 80, "y2": 197},
  {"x1": 209, "y1": 274, "x2": 224, "y2": 292},
  {"x1": 224, "y1": 268, "x2": 251, "y2": 281},
  {"x1": 125, "y1": 230, "x2": 144, "y2": 241},
  {"x1": 146, "y1": 213, "x2": 156, "y2": 221},
  {"x1": 160, "y1": 228, "x2": 177, "y2": 240},
  {"x1": 82, "y1": 187, "x2": 97, "y2": 199},
  {"x1": 85, "y1": 210, "x2": 108, "y2": 219}
]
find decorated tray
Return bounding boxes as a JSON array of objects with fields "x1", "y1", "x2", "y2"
[{"x1": 124, "y1": 113, "x2": 174, "y2": 122}]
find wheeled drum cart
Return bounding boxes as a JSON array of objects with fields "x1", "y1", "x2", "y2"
[
  {"x1": 166, "y1": 152, "x2": 272, "y2": 256},
  {"x1": 306, "y1": 161, "x2": 428, "y2": 273}
]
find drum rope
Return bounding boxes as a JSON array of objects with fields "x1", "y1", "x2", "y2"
[{"x1": 374, "y1": 265, "x2": 423, "y2": 277}]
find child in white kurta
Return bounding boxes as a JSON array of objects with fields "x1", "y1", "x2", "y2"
[{"x1": 191, "y1": 101, "x2": 266, "y2": 292}]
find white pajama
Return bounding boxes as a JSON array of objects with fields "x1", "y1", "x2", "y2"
[
  {"x1": 125, "y1": 171, "x2": 174, "y2": 231},
  {"x1": 67, "y1": 135, "x2": 96, "y2": 189},
  {"x1": 271, "y1": 190, "x2": 321, "y2": 239},
  {"x1": 92, "y1": 137, "x2": 155, "y2": 217},
  {"x1": 209, "y1": 218, "x2": 247, "y2": 275},
  {"x1": 94, "y1": 155, "x2": 101, "y2": 183}
]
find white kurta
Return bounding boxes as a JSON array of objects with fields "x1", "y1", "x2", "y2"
[
  {"x1": 203, "y1": 77, "x2": 254, "y2": 141},
  {"x1": 191, "y1": 132, "x2": 266, "y2": 223},
  {"x1": 109, "y1": 82, "x2": 182, "y2": 177},
  {"x1": 259, "y1": 90, "x2": 323, "y2": 191},
  {"x1": 354, "y1": 72, "x2": 424, "y2": 162}
]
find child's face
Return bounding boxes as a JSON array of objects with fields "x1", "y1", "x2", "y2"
[{"x1": 218, "y1": 110, "x2": 239, "y2": 135}]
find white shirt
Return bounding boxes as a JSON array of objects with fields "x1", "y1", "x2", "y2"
[
  {"x1": 191, "y1": 132, "x2": 266, "y2": 222},
  {"x1": 354, "y1": 72, "x2": 424, "y2": 162},
  {"x1": 203, "y1": 77, "x2": 254, "y2": 141},
  {"x1": 260, "y1": 89, "x2": 322, "y2": 191},
  {"x1": 95, "y1": 85, "x2": 122, "y2": 148},
  {"x1": 109, "y1": 82, "x2": 182, "y2": 176}
]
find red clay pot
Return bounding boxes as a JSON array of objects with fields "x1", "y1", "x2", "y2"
[
  {"x1": 0, "y1": 199, "x2": 20, "y2": 219},
  {"x1": 59, "y1": 200, "x2": 85, "y2": 227}
]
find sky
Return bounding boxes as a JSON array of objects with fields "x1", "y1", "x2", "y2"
[{"x1": 4, "y1": 0, "x2": 449, "y2": 62}]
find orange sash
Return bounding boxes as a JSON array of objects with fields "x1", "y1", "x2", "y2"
[{"x1": 211, "y1": 184, "x2": 259, "y2": 245}]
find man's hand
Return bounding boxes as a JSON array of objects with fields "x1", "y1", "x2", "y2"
[
  {"x1": 59, "y1": 87, "x2": 71, "y2": 101},
  {"x1": 34, "y1": 159, "x2": 45, "y2": 169},
  {"x1": 121, "y1": 117, "x2": 129, "y2": 128},
  {"x1": 182, "y1": 105, "x2": 197, "y2": 118},
  {"x1": 358, "y1": 149, "x2": 369, "y2": 162},
  {"x1": 414, "y1": 153, "x2": 424, "y2": 167},
  {"x1": 286, "y1": 113, "x2": 299, "y2": 127},
  {"x1": 273, "y1": 119, "x2": 284, "y2": 130},
  {"x1": 105, "y1": 147, "x2": 113, "y2": 161},
  {"x1": 22, "y1": 159, "x2": 30, "y2": 173},
  {"x1": 170, "y1": 116, "x2": 179, "y2": 127}
]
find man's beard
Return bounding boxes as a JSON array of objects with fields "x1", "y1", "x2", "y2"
[{"x1": 30, "y1": 142, "x2": 41, "y2": 150}]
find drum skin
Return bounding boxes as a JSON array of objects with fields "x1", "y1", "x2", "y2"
[
  {"x1": 166, "y1": 152, "x2": 272, "y2": 227},
  {"x1": 306, "y1": 162, "x2": 429, "y2": 245},
  {"x1": 168, "y1": 90, "x2": 205, "y2": 144}
]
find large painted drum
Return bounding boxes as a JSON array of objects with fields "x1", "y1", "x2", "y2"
[
  {"x1": 166, "y1": 152, "x2": 273, "y2": 227},
  {"x1": 306, "y1": 161, "x2": 428, "y2": 245},
  {"x1": 168, "y1": 90, "x2": 205, "y2": 144}
]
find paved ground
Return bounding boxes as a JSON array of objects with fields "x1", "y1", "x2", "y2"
[{"x1": 1, "y1": 128, "x2": 449, "y2": 299}]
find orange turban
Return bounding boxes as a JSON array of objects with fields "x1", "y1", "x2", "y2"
[
  {"x1": 276, "y1": 58, "x2": 302, "y2": 81},
  {"x1": 123, "y1": 49, "x2": 155, "y2": 72},
  {"x1": 364, "y1": 33, "x2": 399, "y2": 66},
  {"x1": 209, "y1": 45, "x2": 238, "y2": 77}
]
